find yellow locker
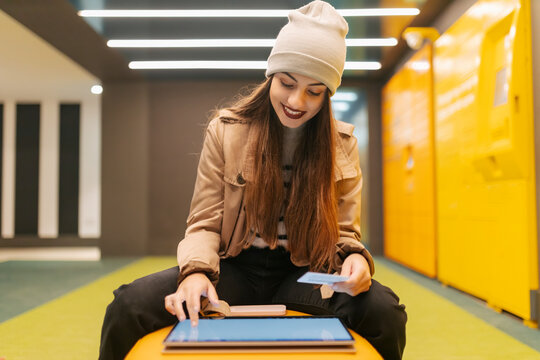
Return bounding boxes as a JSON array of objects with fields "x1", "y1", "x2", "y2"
[
  {"x1": 434, "y1": 0, "x2": 538, "y2": 321},
  {"x1": 382, "y1": 44, "x2": 437, "y2": 278}
]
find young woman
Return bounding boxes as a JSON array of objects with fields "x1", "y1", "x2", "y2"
[{"x1": 99, "y1": 1, "x2": 406, "y2": 359}]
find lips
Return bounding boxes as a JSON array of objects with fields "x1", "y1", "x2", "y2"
[{"x1": 282, "y1": 104, "x2": 306, "y2": 120}]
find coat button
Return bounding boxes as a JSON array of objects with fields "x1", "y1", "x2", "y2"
[{"x1": 237, "y1": 173, "x2": 246, "y2": 185}]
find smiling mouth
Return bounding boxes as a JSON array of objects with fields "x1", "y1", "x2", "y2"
[{"x1": 282, "y1": 104, "x2": 306, "y2": 120}]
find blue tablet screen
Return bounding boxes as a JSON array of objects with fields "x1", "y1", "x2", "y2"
[{"x1": 165, "y1": 317, "x2": 353, "y2": 343}]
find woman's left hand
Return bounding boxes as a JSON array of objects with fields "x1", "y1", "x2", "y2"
[{"x1": 331, "y1": 253, "x2": 372, "y2": 296}]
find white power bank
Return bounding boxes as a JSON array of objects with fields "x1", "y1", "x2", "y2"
[{"x1": 227, "y1": 304, "x2": 286, "y2": 316}]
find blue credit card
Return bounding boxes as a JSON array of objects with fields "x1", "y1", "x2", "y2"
[{"x1": 297, "y1": 272, "x2": 349, "y2": 285}]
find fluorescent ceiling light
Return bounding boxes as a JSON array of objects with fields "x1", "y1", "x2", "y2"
[
  {"x1": 79, "y1": 8, "x2": 420, "y2": 18},
  {"x1": 345, "y1": 62, "x2": 382, "y2": 70},
  {"x1": 108, "y1": 38, "x2": 397, "y2": 48},
  {"x1": 339, "y1": 9, "x2": 420, "y2": 16},
  {"x1": 331, "y1": 102, "x2": 351, "y2": 112},
  {"x1": 332, "y1": 92, "x2": 359, "y2": 102},
  {"x1": 347, "y1": 38, "x2": 398, "y2": 46},
  {"x1": 109, "y1": 39, "x2": 275, "y2": 48},
  {"x1": 129, "y1": 61, "x2": 268, "y2": 70},
  {"x1": 129, "y1": 61, "x2": 381, "y2": 70}
]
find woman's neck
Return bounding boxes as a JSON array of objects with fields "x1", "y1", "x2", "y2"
[{"x1": 281, "y1": 122, "x2": 306, "y2": 165}]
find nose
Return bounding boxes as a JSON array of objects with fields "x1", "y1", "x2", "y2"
[{"x1": 288, "y1": 89, "x2": 306, "y2": 109}]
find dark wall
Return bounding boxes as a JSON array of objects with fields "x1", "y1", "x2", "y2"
[
  {"x1": 101, "y1": 81, "x2": 149, "y2": 256},
  {"x1": 15, "y1": 104, "x2": 40, "y2": 235},
  {"x1": 340, "y1": 79, "x2": 384, "y2": 256},
  {"x1": 147, "y1": 80, "x2": 252, "y2": 255},
  {"x1": 366, "y1": 83, "x2": 383, "y2": 256},
  {"x1": 100, "y1": 78, "x2": 261, "y2": 256}
]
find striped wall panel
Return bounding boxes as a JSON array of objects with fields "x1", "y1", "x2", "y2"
[
  {"x1": 1, "y1": 5, "x2": 102, "y2": 242},
  {"x1": 78, "y1": 98, "x2": 101, "y2": 238},
  {"x1": 0, "y1": 102, "x2": 92, "y2": 240},
  {"x1": 2, "y1": 102, "x2": 16, "y2": 238},
  {"x1": 59, "y1": 104, "x2": 80, "y2": 235},
  {"x1": 39, "y1": 100, "x2": 59, "y2": 238},
  {"x1": 0, "y1": 103, "x2": 3, "y2": 235},
  {"x1": 15, "y1": 104, "x2": 40, "y2": 235}
]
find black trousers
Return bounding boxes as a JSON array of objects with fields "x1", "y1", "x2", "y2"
[{"x1": 99, "y1": 247, "x2": 407, "y2": 359}]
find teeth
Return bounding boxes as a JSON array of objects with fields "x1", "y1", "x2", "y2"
[{"x1": 284, "y1": 106, "x2": 302, "y2": 116}]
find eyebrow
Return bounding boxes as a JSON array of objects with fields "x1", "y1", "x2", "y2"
[{"x1": 284, "y1": 72, "x2": 325, "y2": 87}]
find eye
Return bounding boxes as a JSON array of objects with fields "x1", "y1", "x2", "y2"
[
  {"x1": 280, "y1": 80, "x2": 294, "y2": 88},
  {"x1": 308, "y1": 90, "x2": 322, "y2": 96}
]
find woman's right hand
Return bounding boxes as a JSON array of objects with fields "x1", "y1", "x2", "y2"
[{"x1": 164, "y1": 272, "x2": 219, "y2": 326}]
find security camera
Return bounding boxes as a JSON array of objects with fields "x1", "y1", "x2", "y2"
[{"x1": 402, "y1": 27, "x2": 440, "y2": 50}]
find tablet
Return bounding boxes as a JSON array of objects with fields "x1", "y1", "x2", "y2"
[{"x1": 162, "y1": 316, "x2": 355, "y2": 352}]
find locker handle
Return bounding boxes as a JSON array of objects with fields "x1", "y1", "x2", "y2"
[
  {"x1": 405, "y1": 145, "x2": 414, "y2": 171},
  {"x1": 473, "y1": 154, "x2": 503, "y2": 180}
]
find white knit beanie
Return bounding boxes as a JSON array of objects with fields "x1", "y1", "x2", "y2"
[{"x1": 266, "y1": 0, "x2": 348, "y2": 95}]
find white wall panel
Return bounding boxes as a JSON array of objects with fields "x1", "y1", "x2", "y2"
[
  {"x1": 79, "y1": 97, "x2": 101, "y2": 238},
  {"x1": 1, "y1": 101, "x2": 16, "y2": 238},
  {"x1": 38, "y1": 100, "x2": 59, "y2": 237}
]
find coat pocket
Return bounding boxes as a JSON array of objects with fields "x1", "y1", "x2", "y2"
[{"x1": 220, "y1": 171, "x2": 247, "y2": 257}]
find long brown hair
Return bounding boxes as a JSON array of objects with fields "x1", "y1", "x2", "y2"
[{"x1": 223, "y1": 76, "x2": 339, "y2": 272}]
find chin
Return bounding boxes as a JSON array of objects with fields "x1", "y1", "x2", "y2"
[
  {"x1": 278, "y1": 115, "x2": 306, "y2": 129},
  {"x1": 281, "y1": 120, "x2": 301, "y2": 128}
]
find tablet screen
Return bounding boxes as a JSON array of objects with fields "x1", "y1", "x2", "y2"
[{"x1": 163, "y1": 316, "x2": 353, "y2": 346}]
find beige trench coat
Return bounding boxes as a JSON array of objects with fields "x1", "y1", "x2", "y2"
[{"x1": 177, "y1": 111, "x2": 374, "y2": 284}]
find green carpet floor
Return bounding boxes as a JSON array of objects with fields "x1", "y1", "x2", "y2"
[
  {"x1": 0, "y1": 257, "x2": 177, "y2": 360},
  {"x1": 0, "y1": 256, "x2": 539, "y2": 360},
  {"x1": 373, "y1": 259, "x2": 540, "y2": 360},
  {"x1": 0, "y1": 258, "x2": 139, "y2": 322}
]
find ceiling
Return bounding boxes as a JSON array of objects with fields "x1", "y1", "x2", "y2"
[{"x1": 0, "y1": 0, "x2": 452, "y2": 82}]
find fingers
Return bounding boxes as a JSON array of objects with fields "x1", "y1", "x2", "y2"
[
  {"x1": 332, "y1": 276, "x2": 371, "y2": 296},
  {"x1": 186, "y1": 290, "x2": 201, "y2": 326},
  {"x1": 333, "y1": 254, "x2": 372, "y2": 296},
  {"x1": 206, "y1": 283, "x2": 220, "y2": 306},
  {"x1": 174, "y1": 294, "x2": 187, "y2": 322},
  {"x1": 164, "y1": 294, "x2": 175, "y2": 315},
  {"x1": 336, "y1": 253, "x2": 373, "y2": 295},
  {"x1": 331, "y1": 280, "x2": 351, "y2": 295},
  {"x1": 164, "y1": 273, "x2": 220, "y2": 326},
  {"x1": 164, "y1": 292, "x2": 187, "y2": 321}
]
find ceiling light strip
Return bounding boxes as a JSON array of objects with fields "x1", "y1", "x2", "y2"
[
  {"x1": 340, "y1": 8, "x2": 420, "y2": 16},
  {"x1": 345, "y1": 62, "x2": 382, "y2": 70},
  {"x1": 128, "y1": 61, "x2": 381, "y2": 70},
  {"x1": 331, "y1": 92, "x2": 359, "y2": 102},
  {"x1": 108, "y1": 38, "x2": 398, "y2": 48},
  {"x1": 129, "y1": 61, "x2": 268, "y2": 70},
  {"x1": 347, "y1": 38, "x2": 398, "y2": 46},
  {"x1": 110, "y1": 39, "x2": 275, "y2": 48},
  {"x1": 79, "y1": 8, "x2": 420, "y2": 18}
]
